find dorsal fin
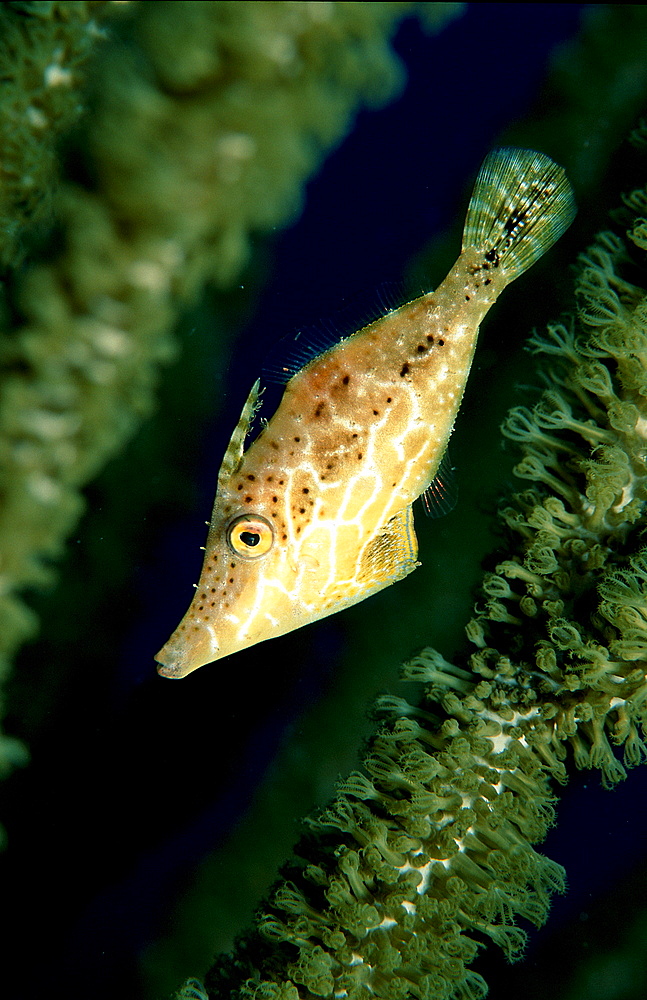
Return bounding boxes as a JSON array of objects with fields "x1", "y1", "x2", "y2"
[
  {"x1": 262, "y1": 326, "x2": 339, "y2": 384},
  {"x1": 262, "y1": 282, "x2": 419, "y2": 384},
  {"x1": 217, "y1": 379, "x2": 261, "y2": 492}
]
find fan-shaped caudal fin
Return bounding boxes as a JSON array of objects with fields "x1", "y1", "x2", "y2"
[{"x1": 463, "y1": 148, "x2": 576, "y2": 283}]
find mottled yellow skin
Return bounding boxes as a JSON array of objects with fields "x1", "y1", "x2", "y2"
[{"x1": 157, "y1": 247, "x2": 505, "y2": 676}]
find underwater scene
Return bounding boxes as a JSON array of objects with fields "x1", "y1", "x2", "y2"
[{"x1": 3, "y1": 3, "x2": 647, "y2": 1000}]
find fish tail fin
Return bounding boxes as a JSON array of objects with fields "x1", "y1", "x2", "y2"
[{"x1": 463, "y1": 148, "x2": 576, "y2": 282}]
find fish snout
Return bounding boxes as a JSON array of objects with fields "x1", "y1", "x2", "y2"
[
  {"x1": 155, "y1": 620, "x2": 220, "y2": 678},
  {"x1": 155, "y1": 657, "x2": 188, "y2": 679}
]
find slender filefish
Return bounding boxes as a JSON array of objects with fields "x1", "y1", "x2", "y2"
[{"x1": 156, "y1": 148, "x2": 575, "y2": 677}]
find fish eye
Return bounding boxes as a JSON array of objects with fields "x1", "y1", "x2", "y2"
[{"x1": 227, "y1": 514, "x2": 274, "y2": 559}]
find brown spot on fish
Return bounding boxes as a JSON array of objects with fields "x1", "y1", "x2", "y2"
[{"x1": 400, "y1": 362, "x2": 409, "y2": 377}]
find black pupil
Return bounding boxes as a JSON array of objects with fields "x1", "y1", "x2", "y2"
[{"x1": 240, "y1": 530, "x2": 260, "y2": 547}]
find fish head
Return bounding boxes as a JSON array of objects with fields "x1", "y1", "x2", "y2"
[
  {"x1": 155, "y1": 505, "x2": 306, "y2": 677},
  {"x1": 155, "y1": 368, "x2": 421, "y2": 678},
  {"x1": 155, "y1": 485, "x2": 419, "y2": 678}
]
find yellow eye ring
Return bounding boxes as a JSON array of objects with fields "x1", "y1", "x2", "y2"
[{"x1": 227, "y1": 514, "x2": 274, "y2": 559}]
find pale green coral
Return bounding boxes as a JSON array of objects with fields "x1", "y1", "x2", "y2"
[
  {"x1": 0, "y1": 1, "x2": 118, "y2": 268},
  {"x1": 478, "y1": 228, "x2": 647, "y2": 789},
  {"x1": 174, "y1": 979, "x2": 210, "y2": 1000}
]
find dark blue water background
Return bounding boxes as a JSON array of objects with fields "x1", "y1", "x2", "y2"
[{"x1": 5, "y1": 7, "x2": 643, "y2": 1000}]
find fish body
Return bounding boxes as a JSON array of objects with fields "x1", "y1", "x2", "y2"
[{"x1": 156, "y1": 149, "x2": 575, "y2": 677}]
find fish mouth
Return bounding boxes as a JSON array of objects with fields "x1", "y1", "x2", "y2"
[
  {"x1": 155, "y1": 623, "x2": 220, "y2": 679},
  {"x1": 156, "y1": 659, "x2": 187, "y2": 679}
]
